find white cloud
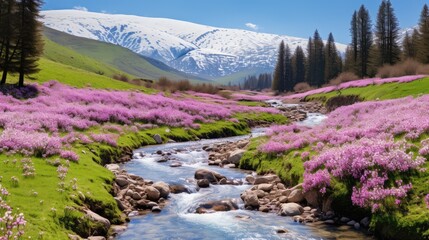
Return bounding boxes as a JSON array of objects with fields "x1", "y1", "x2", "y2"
[
  {"x1": 245, "y1": 22, "x2": 258, "y2": 31},
  {"x1": 73, "y1": 6, "x2": 88, "y2": 12}
]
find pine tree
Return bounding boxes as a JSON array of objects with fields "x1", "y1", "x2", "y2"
[
  {"x1": 343, "y1": 46, "x2": 355, "y2": 73},
  {"x1": 351, "y1": 11, "x2": 358, "y2": 65},
  {"x1": 272, "y1": 41, "x2": 285, "y2": 92},
  {"x1": 0, "y1": 0, "x2": 17, "y2": 85},
  {"x1": 417, "y1": 4, "x2": 429, "y2": 64},
  {"x1": 402, "y1": 30, "x2": 418, "y2": 59},
  {"x1": 324, "y1": 33, "x2": 342, "y2": 82},
  {"x1": 292, "y1": 46, "x2": 306, "y2": 88},
  {"x1": 356, "y1": 5, "x2": 373, "y2": 77},
  {"x1": 284, "y1": 44, "x2": 293, "y2": 92},
  {"x1": 375, "y1": 0, "x2": 400, "y2": 66},
  {"x1": 15, "y1": 0, "x2": 44, "y2": 87},
  {"x1": 305, "y1": 37, "x2": 314, "y2": 86},
  {"x1": 313, "y1": 30, "x2": 325, "y2": 86}
]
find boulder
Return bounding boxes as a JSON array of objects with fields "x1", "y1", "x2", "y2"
[
  {"x1": 110, "y1": 225, "x2": 127, "y2": 236},
  {"x1": 145, "y1": 186, "x2": 161, "y2": 201},
  {"x1": 84, "y1": 209, "x2": 111, "y2": 230},
  {"x1": 196, "y1": 199, "x2": 239, "y2": 213},
  {"x1": 115, "y1": 177, "x2": 129, "y2": 188},
  {"x1": 170, "y1": 162, "x2": 182, "y2": 167},
  {"x1": 169, "y1": 184, "x2": 190, "y2": 194},
  {"x1": 354, "y1": 222, "x2": 361, "y2": 230},
  {"x1": 279, "y1": 196, "x2": 288, "y2": 203},
  {"x1": 152, "y1": 206, "x2": 162, "y2": 212},
  {"x1": 105, "y1": 164, "x2": 120, "y2": 172},
  {"x1": 257, "y1": 183, "x2": 273, "y2": 192},
  {"x1": 278, "y1": 203, "x2": 304, "y2": 216},
  {"x1": 194, "y1": 169, "x2": 226, "y2": 183},
  {"x1": 245, "y1": 175, "x2": 255, "y2": 184},
  {"x1": 347, "y1": 220, "x2": 357, "y2": 226},
  {"x1": 227, "y1": 149, "x2": 246, "y2": 165},
  {"x1": 253, "y1": 176, "x2": 270, "y2": 185},
  {"x1": 253, "y1": 174, "x2": 281, "y2": 185},
  {"x1": 237, "y1": 140, "x2": 249, "y2": 149},
  {"x1": 153, "y1": 134, "x2": 162, "y2": 144},
  {"x1": 360, "y1": 217, "x2": 370, "y2": 228},
  {"x1": 288, "y1": 189, "x2": 304, "y2": 203},
  {"x1": 131, "y1": 192, "x2": 142, "y2": 200},
  {"x1": 197, "y1": 179, "x2": 210, "y2": 188},
  {"x1": 241, "y1": 191, "x2": 259, "y2": 209},
  {"x1": 152, "y1": 181, "x2": 170, "y2": 199},
  {"x1": 304, "y1": 189, "x2": 320, "y2": 207}
]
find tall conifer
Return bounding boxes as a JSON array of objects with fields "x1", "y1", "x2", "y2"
[
  {"x1": 272, "y1": 41, "x2": 285, "y2": 92},
  {"x1": 284, "y1": 44, "x2": 293, "y2": 92},
  {"x1": 0, "y1": 0, "x2": 17, "y2": 85},
  {"x1": 375, "y1": 0, "x2": 400, "y2": 66},
  {"x1": 15, "y1": 0, "x2": 44, "y2": 87},
  {"x1": 292, "y1": 46, "x2": 306, "y2": 88},
  {"x1": 417, "y1": 4, "x2": 429, "y2": 64},
  {"x1": 324, "y1": 33, "x2": 342, "y2": 82}
]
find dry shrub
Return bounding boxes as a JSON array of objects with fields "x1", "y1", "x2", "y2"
[
  {"x1": 218, "y1": 90, "x2": 233, "y2": 99},
  {"x1": 153, "y1": 77, "x2": 220, "y2": 94},
  {"x1": 175, "y1": 80, "x2": 192, "y2": 91},
  {"x1": 329, "y1": 72, "x2": 359, "y2": 85},
  {"x1": 112, "y1": 74, "x2": 129, "y2": 82},
  {"x1": 293, "y1": 82, "x2": 313, "y2": 93},
  {"x1": 377, "y1": 59, "x2": 429, "y2": 78}
]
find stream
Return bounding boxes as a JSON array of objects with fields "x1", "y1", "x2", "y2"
[{"x1": 117, "y1": 104, "x2": 370, "y2": 240}]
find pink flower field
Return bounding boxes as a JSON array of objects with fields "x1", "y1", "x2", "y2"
[
  {"x1": 261, "y1": 95, "x2": 429, "y2": 211},
  {"x1": 284, "y1": 75, "x2": 427, "y2": 99},
  {"x1": 0, "y1": 81, "x2": 279, "y2": 161}
]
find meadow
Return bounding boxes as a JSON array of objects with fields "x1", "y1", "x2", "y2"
[{"x1": 0, "y1": 81, "x2": 286, "y2": 239}]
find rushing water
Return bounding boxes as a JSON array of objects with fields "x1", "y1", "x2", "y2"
[{"x1": 118, "y1": 105, "x2": 371, "y2": 240}]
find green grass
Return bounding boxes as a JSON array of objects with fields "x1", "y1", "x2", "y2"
[
  {"x1": 43, "y1": 37, "x2": 136, "y2": 80},
  {"x1": 43, "y1": 27, "x2": 208, "y2": 83},
  {"x1": 2, "y1": 58, "x2": 154, "y2": 91},
  {"x1": 307, "y1": 76, "x2": 429, "y2": 102}
]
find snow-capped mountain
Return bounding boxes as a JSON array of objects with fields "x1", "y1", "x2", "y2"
[{"x1": 41, "y1": 10, "x2": 347, "y2": 79}]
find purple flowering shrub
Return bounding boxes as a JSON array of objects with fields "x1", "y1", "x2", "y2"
[
  {"x1": 0, "y1": 184, "x2": 26, "y2": 239},
  {"x1": 261, "y1": 95, "x2": 429, "y2": 211},
  {"x1": 0, "y1": 81, "x2": 277, "y2": 161}
]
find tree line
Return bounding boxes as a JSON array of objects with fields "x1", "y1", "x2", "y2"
[
  {"x1": 0, "y1": 0, "x2": 43, "y2": 87},
  {"x1": 273, "y1": 1, "x2": 429, "y2": 92},
  {"x1": 240, "y1": 73, "x2": 272, "y2": 91}
]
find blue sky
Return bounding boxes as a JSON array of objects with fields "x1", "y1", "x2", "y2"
[{"x1": 42, "y1": 0, "x2": 427, "y2": 44}]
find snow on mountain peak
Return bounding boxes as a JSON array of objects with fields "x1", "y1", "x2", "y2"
[{"x1": 41, "y1": 9, "x2": 347, "y2": 78}]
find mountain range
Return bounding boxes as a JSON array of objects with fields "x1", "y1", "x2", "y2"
[{"x1": 41, "y1": 10, "x2": 348, "y2": 81}]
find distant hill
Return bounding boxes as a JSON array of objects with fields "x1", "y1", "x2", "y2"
[{"x1": 43, "y1": 26, "x2": 209, "y2": 83}]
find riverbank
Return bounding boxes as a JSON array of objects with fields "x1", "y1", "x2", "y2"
[{"x1": 239, "y1": 96, "x2": 429, "y2": 240}]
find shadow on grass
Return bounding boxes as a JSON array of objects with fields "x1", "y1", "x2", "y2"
[{"x1": 0, "y1": 83, "x2": 39, "y2": 99}]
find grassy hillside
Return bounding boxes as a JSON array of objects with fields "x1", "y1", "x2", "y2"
[
  {"x1": 43, "y1": 27, "x2": 209, "y2": 83},
  {"x1": 306, "y1": 76, "x2": 429, "y2": 101},
  {"x1": 43, "y1": 37, "x2": 136, "y2": 80},
  {"x1": 3, "y1": 58, "x2": 150, "y2": 91}
]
